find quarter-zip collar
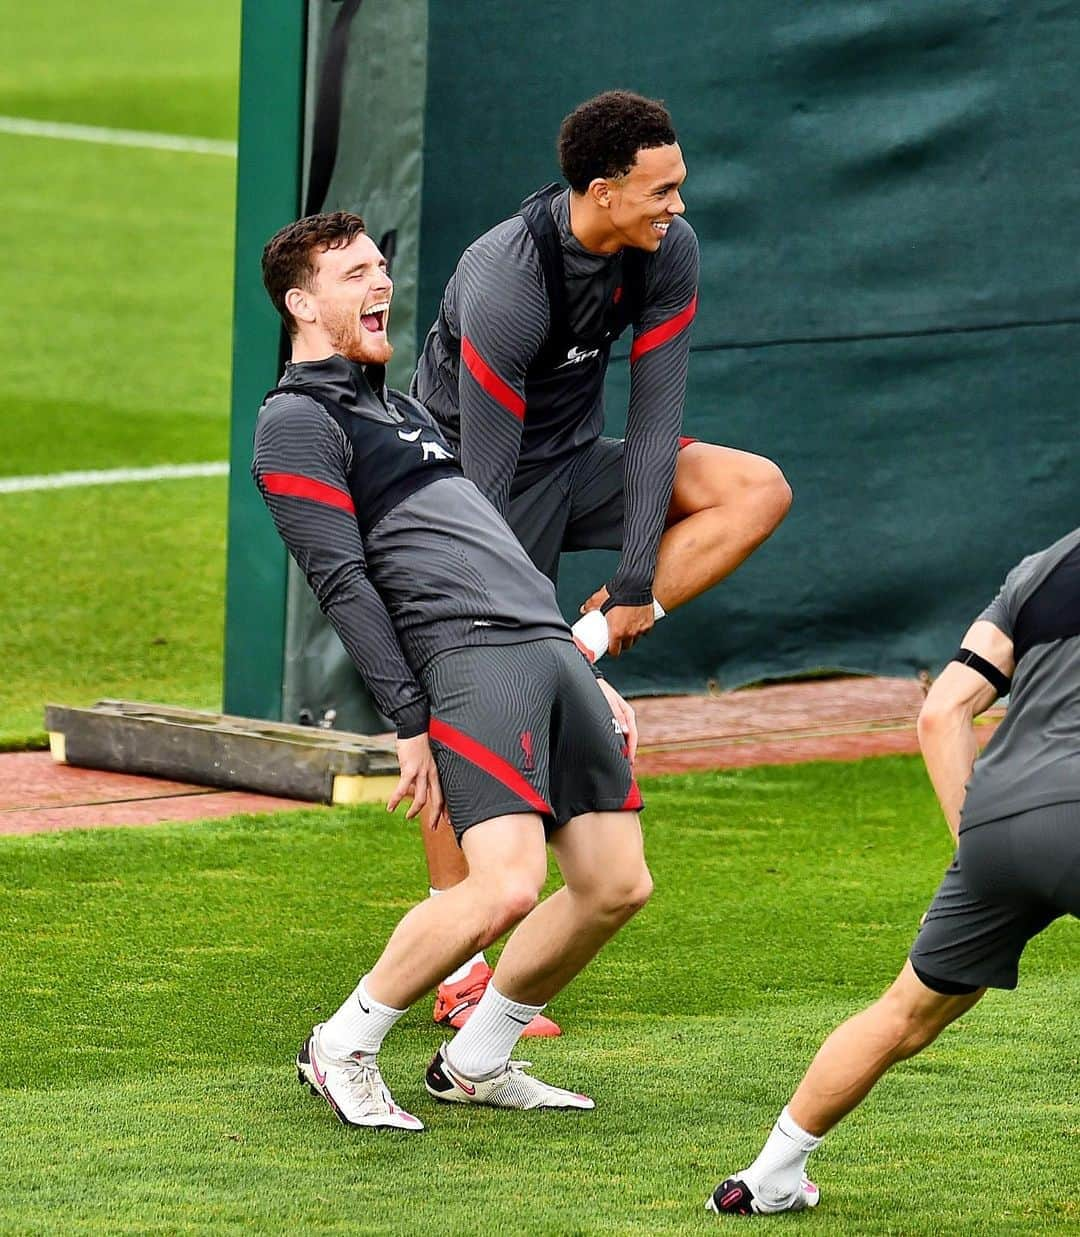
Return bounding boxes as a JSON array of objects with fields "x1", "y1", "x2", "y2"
[{"x1": 280, "y1": 354, "x2": 403, "y2": 423}]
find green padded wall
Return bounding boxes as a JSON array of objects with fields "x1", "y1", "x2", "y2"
[
  {"x1": 416, "y1": 0, "x2": 1077, "y2": 694},
  {"x1": 223, "y1": 0, "x2": 306, "y2": 720},
  {"x1": 280, "y1": 0, "x2": 427, "y2": 730},
  {"x1": 227, "y1": 0, "x2": 1078, "y2": 720}
]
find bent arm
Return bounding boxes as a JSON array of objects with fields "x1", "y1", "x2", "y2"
[
  {"x1": 252, "y1": 398, "x2": 430, "y2": 738},
  {"x1": 609, "y1": 221, "x2": 699, "y2": 606},
  {"x1": 916, "y1": 620, "x2": 1015, "y2": 840},
  {"x1": 455, "y1": 236, "x2": 548, "y2": 517}
]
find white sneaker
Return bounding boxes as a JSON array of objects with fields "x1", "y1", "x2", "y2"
[
  {"x1": 424, "y1": 1041, "x2": 594, "y2": 1110},
  {"x1": 296, "y1": 1024, "x2": 423, "y2": 1130},
  {"x1": 706, "y1": 1174, "x2": 820, "y2": 1215}
]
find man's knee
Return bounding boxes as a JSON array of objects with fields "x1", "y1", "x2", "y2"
[
  {"x1": 474, "y1": 874, "x2": 542, "y2": 945},
  {"x1": 875, "y1": 984, "x2": 956, "y2": 1061},
  {"x1": 590, "y1": 862, "x2": 654, "y2": 921},
  {"x1": 744, "y1": 456, "x2": 792, "y2": 529},
  {"x1": 675, "y1": 444, "x2": 792, "y2": 529}
]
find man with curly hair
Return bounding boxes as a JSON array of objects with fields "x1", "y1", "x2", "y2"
[{"x1": 411, "y1": 90, "x2": 792, "y2": 1035}]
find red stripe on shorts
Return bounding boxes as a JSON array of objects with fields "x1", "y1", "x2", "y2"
[
  {"x1": 429, "y1": 718, "x2": 551, "y2": 815},
  {"x1": 678, "y1": 435, "x2": 698, "y2": 450},
  {"x1": 621, "y1": 777, "x2": 644, "y2": 812}
]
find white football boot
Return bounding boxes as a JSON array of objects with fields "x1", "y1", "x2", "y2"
[
  {"x1": 706, "y1": 1174, "x2": 820, "y2": 1215},
  {"x1": 296, "y1": 1024, "x2": 423, "y2": 1130},
  {"x1": 425, "y1": 1041, "x2": 594, "y2": 1110}
]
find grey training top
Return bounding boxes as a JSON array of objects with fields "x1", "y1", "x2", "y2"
[
  {"x1": 252, "y1": 356, "x2": 571, "y2": 738},
  {"x1": 960, "y1": 525, "x2": 1080, "y2": 831},
  {"x1": 413, "y1": 188, "x2": 699, "y2": 607}
]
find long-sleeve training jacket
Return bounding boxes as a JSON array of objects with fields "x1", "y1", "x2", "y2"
[
  {"x1": 251, "y1": 355, "x2": 572, "y2": 738},
  {"x1": 412, "y1": 186, "x2": 699, "y2": 608}
]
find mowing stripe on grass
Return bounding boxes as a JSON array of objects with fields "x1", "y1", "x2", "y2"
[
  {"x1": 0, "y1": 115, "x2": 237, "y2": 157},
  {"x1": 0, "y1": 462, "x2": 228, "y2": 494}
]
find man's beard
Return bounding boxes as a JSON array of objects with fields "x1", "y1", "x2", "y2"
[{"x1": 326, "y1": 306, "x2": 393, "y2": 365}]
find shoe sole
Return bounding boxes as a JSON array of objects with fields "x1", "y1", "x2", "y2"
[{"x1": 424, "y1": 1081, "x2": 593, "y2": 1111}]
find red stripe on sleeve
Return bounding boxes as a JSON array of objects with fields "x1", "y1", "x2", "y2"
[
  {"x1": 460, "y1": 336, "x2": 526, "y2": 421},
  {"x1": 629, "y1": 294, "x2": 698, "y2": 364},
  {"x1": 429, "y1": 718, "x2": 551, "y2": 815},
  {"x1": 621, "y1": 777, "x2": 643, "y2": 812},
  {"x1": 261, "y1": 472, "x2": 356, "y2": 515}
]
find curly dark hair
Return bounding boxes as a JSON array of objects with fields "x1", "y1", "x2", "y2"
[
  {"x1": 557, "y1": 91, "x2": 677, "y2": 192},
  {"x1": 261, "y1": 211, "x2": 367, "y2": 335}
]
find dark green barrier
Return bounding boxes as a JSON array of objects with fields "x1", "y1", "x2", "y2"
[
  {"x1": 227, "y1": 0, "x2": 1078, "y2": 719},
  {"x1": 418, "y1": 0, "x2": 1078, "y2": 693}
]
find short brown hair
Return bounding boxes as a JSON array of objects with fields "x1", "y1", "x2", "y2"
[
  {"x1": 558, "y1": 91, "x2": 677, "y2": 193},
  {"x1": 261, "y1": 211, "x2": 367, "y2": 335}
]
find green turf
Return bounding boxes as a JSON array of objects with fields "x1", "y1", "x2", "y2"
[
  {"x1": 1, "y1": 759, "x2": 1076, "y2": 1234},
  {"x1": 0, "y1": 3, "x2": 239, "y2": 745},
  {"x1": 0, "y1": 1, "x2": 240, "y2": 139},
  {"x1": 2, "y1": 134, "x2": 234, "y2": 475},
  {"x1": 0, "y1": 477, "x2": 226, "y2": 745}
]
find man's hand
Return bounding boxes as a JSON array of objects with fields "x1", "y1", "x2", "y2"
[
  {"x1": 597, "y1": 678, "x2": 638, "y2": 764},
  {"x1": 580, "y1": 586, "x2": 654, "y2": 657},
  {"x1": 388, "y1": 732, "x2": 444, "y2": 822}
]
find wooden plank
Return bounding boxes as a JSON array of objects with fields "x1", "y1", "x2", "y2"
[{"x1": 44, "y1": 701, "x2": 398, "y2": 804}]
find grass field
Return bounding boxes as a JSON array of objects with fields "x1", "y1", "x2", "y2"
[
  {"x1": 3, "y1": 10, "x2": 1077, "y2": 1235},
  {"x1": 2, "y1": 760, "x2": 1077, "y2": 1234},
  {"x1": 0, "y1": 0, "x2": 239, "y2": 745}
]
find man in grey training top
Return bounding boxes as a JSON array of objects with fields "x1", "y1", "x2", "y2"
[
  {"x1": 253, "y1": 211, "x2": 651, "y2": 1130},
  {"x1": 413, "y1": 89, "x2": 792, "y2": 1034},
  {"x1": 707, "y1": 525, "x2": 1080, "y2": 1215}
]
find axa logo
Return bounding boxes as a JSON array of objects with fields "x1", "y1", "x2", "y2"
[{"x1": 556, "y1": 344, "x2": 601, "y2": 369}]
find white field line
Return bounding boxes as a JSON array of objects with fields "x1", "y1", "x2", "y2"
[
  {"x1": 0, "y1": 115, "x2": 237, "y2": 157},
  {"x1": 0, "y1": 462, "x2": 229, "y2": 494}
]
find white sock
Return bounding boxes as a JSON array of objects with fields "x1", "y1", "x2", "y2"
[
  {"x1": 741, "y1": 1107, "x2": 823, "y2": 1203},
  {"x1": 428, "y1": 888, "x2": 487, "y2": 985},
  {"x1": 319, "y1": 974, "x2": 405, "y2": 1058},
  {"x1": 444, "y1": 981, "x2": 544, "y2": 1079}
]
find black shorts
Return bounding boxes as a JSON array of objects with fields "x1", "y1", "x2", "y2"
[
  {"x1": 909, "y1": 801, "x2": 1080, "y2": 992},
  {"x1": 422, "y1": 638, "x2": 642, "y2": 840},
  {"x1": 507, "y1": 435, "x2": 698, "y2": 584}
]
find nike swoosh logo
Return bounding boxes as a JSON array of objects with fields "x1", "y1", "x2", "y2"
[
  {"x1": 444, "y1": 1062, "x2": 476, "y2": 1095},
  {"x1": 310, "y1": 1042, "x2": 327, "y2": 1087},
  {"x1": 397, "y1": 427, "x2": 423, "y2": 441}
]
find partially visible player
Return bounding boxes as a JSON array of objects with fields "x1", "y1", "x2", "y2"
[
  {"x1": 707, "y1": 526, "x2": 1080, "y2": 1215},
  {"x1": 254, "y1": 212, "x2": 652, "y2": 1131},
  {"x1": 414, "y1": 90, "x2": 792, "y2": 1030}
]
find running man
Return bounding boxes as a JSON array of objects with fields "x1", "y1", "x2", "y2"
[
  {"x1": 707, "y1": 526, "x2": 1080, "y2": 1215},
  {"x1": 253, "y1": 212, "x2": 652, "y2": 1130},
  {"x1": 413, "y1": 89, "x2": 791, "y2": 1031}
]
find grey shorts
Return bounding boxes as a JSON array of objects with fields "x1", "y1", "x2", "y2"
[
  {"x1": 909, "y1": 800, "x2": 1080, "y2": 991},
  {"x1": 422, "y1": 637, "x2": 642, "y2": 840},
  {"x1": 507, "y1": 435, "x2": 698, "y2": 584}
]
